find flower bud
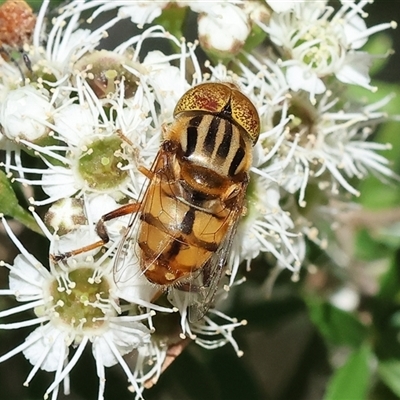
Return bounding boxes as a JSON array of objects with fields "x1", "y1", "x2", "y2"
[
  {"x1": 0, "y1": 86, "x2": 53, "y2": 143},
  {"x1": 197, "y1": 4, "x2": 250, "y2": 58}
]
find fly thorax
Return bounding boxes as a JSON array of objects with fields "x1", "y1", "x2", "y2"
[
  {"x1": 179, "y1": 161, "x2": 230, "y2": 197},
  {"x1": 173, "y1": 112, "x2": 253, "y2": 178}
]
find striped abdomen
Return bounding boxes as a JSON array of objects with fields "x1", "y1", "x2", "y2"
[
  {"x1": 138, "y1": 177, "x2": 238, "y2": 285},
  {"x1": 167, "y1": 112, "x2": 253, "y2": 179}
]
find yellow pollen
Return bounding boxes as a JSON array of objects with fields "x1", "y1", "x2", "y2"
[{"x1": 165, "y1": 272, "x2": 176, "y2": 281}]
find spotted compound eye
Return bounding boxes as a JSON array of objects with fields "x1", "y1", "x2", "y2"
[
  {"x1": 173, "y1": 82, "x2": 260, "y2": 146},
  {"x1": 229, "y1": 86, "x2": 260, "y2": 145}
]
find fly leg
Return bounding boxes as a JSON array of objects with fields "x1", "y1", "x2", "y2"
[
  {"x1": 0, "y1": 47, "x2": 32, "y2": 80},
  {"x1": 116, "y1": 129, "x2": 155, "y2": 180},
  {"x1": 51, "y1": 130, "x2": 159, "y2": 263},
  {"x1": 21, "y1": 50, "x2": 32, "y2": 72},
  {"x1": 51, "y1": 202, "x2": 141, "y2": 262}
]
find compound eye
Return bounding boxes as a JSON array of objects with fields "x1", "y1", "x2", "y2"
[
  {"x1": 230, "y1": 89, "x2": 260, "y2": 145},
  {"x1": 174, "y1": 83, "x2": 232, "y2": 116}
]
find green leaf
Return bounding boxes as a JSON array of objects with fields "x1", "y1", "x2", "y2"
[
  {"x1": 307, "y1": 299, "x2": 368, "y2": 347},
  {"x1": 365, "y1": 33, "x2": 393, "y2": 76},
  {"x1": 378, "y1": 254, "x2": 400, "y2": 300},
  {"x1": 0, "y1": 170, "x2": 42, "y2": 234},
  {"x1": 357, "y1": 119, "x2": 400, "y2": 210},
  {"x1": 358, "y1": 176, "x2": 400, "y2": 210},
  {"x1": 348, "y1": 79, "x2": 400, "y2": 112},
  {"x1": 324, "y1": 346, "x2": 371, "y2": 400},
  {"x1": 378, "y1": 359, "x2": 400, "y2": 397},
  {"x1": 26, "y1": 1, "x2": 58, "y2": 11},
  {"x1": 377, "y1": 223, "x2": 400, "y2": 249},
  {"x1": 355, "y1": 229, "x2": 391, "y2": 261}
]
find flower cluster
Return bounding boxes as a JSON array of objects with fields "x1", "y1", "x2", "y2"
[{"x1": 0, "y1": 0, "x2": 396, "y2": 399}]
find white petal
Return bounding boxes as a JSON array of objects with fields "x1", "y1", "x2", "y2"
[
  {"x1": 336, "y1": 52, "x2": 372, "y2": 89},
  {"x1": 119, "y1": 3, "x2": 163, "y2": 26},
  {"x1": 235, "y1": 226, "x2": 262, "y2": 261},
  {"x1": 92, "y1": 322, "x2": 150, "y2": 367},
  {"x1": 9, "y1": 254, "x2": 48, "y2": 299},
  {"x1": 286, "y1": 64, "x2": 325, "y2": 94},
  {"x1": 266, "y1": 1, "x2": 299, "y2": 13},
  {"x1": 87, "y1": 194, "x2": 119, "y2": 222},
  {"x1": 53, "y1": 29, "x2": 92, "y2": 64},
  {"x1": 343, "y1": 14, "x2": 368, "y2": 49},
  {"x1": 110, "y1": 321, "x2": 150, "y2": 349},
  {"x1": 142, "y1": 50, "x2": 171, "y2": 70},
  {"x1": 23, "y1": 325, "x2": 67, "y2": 372},
  {"x1": 54, "y1": 104, "x2": 96, "y2": 146},
  {"x1": 85, "y1": 194, "x2": 131, "y2": 241},
  {"x1": 41, "y1": 167, "x2": 78, "y2": 200},
  {"x1": 92, "y1": 335, "x2": 118, "y2": 368},
  {"x1": 54, "y1": 227, "x2": 102, "y2": 258}
]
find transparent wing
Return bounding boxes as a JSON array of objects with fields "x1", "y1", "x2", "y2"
[
  {"x1": 186, "y1": 199, "x2": 244, "y2": 323},
  {"x1": 113, "y1": 151, "x2": 163, "y2": 284}
]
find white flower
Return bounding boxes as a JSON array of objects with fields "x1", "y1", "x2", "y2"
[
  {"x1": 232, "y1": 179, "x2": 303, "y2": 278},
  {"x1": 242, "y1": 52, "x2": 395, "y2": 205},
  {"x1": 118, "y1": 2, "x2": 164, "y2": 27},
  {"x1": 168, "y1": 287, "x2": 246, "y2": 357},
  {"x1": 0, "y1": 86, "x2": 54, "y2": 142},
  {"x1": 87, "y1": 1, "x2": 251, "y2": 56},
  {"x1": 0, "y1": 0, "x2": 144, "y2": 188},
  {"x1": 31, "y1": 1, "x2": 125, "y2": 77},
  {"x1": 256, "y1": 0, "x2": 395, "y2": 102},
  {"x1": 269, "y1": 91, "x2": 395, "y2": 201},
  {"x1": 0, "y1": 215, "x2": 156, "y2": 400},
  {"x1": 267, "y1": 0, "x2": 315, "y2": 14},
  {"x1": 4, "y1": 25, "x2": 200, "y2": 206},
  {"x1": 140, "y1": 50, "x2": 190, "y2": 119}
]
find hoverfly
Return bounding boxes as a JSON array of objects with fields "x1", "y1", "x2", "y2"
[
  {"x1": 0, "y1": 0, "x2": 36, "y2": 71},
  {"x1": 53, "y1": 82, "x2": 260, "y2": 320}
]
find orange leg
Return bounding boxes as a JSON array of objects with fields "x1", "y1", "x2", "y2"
[
  {"x1": 116, "y1": 129, "x2": 155, "y2": 181},
  {"x1": 51, "y1": 202, "x2": 141, "y2": 262},
  {"x1": 50, "y1": 137, "x2": 157, "y2": 263}
]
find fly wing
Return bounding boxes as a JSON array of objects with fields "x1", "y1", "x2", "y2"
[
  {"x1": 114, "y1": 145, "x2": 182, "y2": 284},
  {"x1": 113, "y1": 149, "x2": 163, "y2": 284},
  {"x1": 187, "y1": 216, "x2": 241, "y2": 323},
  {"x1": 186, "y1": 196, "x2": 244, "y2": 323},
  {"x1": 113, "y1": 208, "x2": 141, "y2": 284}
]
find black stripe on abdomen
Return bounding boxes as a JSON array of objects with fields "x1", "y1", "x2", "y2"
[
  {"x1": 228, "y1": 146, "x2": 245, "y2": 176},
  {"x1": 203, "y1": 116, "x2": 220, "y2": 155},
  {"x1": 185, "y1": 115, "x2": 202, "y2": 157},
  {"x1": 216, "y1": 119, "x2": 232, "y2": 158},
  {"x1": 181, "y1": 207, "x2": 196, "y2": 235}
]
